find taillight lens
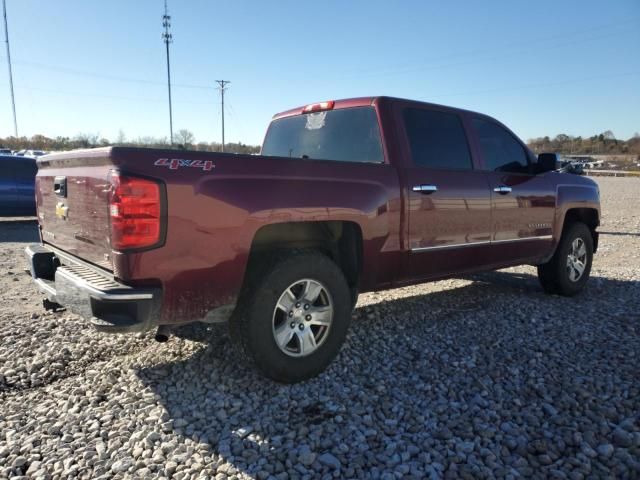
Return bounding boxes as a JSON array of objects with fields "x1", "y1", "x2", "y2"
[{"x1": 108, "y1": 172, "x2": 163, "y2": 250}]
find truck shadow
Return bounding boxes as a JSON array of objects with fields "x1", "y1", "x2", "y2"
[
  {"x1": 134, "y1": 271, "x2": 640, "y2": 477},
  {"x1": 0, "y1": 218, "x2": 39, "y2": 243}
]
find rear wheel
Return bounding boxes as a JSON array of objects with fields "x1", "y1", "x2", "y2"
[
  {"x1": 230, "y1": 251, "x2": 351, "y2": 383},
  {"x1": 537, "y1": 222, "x2": 593, "y2": 296}
]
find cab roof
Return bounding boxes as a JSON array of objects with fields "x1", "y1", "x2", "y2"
[{"x1": 271, "y1": 96, "x2": 487, "y2": 121}]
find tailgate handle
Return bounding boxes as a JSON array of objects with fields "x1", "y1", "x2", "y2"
[{"x1": 54, "y1": 176, "x2": 67, "y2": 198}]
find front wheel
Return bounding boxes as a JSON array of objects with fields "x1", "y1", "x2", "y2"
[
  {"x1": 537, "y1": 222, "x2": 593, "y2": 296},
  {"x1": 230, "y1": 251, "x2": 352, "y2": 383}
]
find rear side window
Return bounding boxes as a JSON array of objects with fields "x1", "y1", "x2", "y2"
[
  {"x1": 262, "y1": 106, "x2": 384, "y2": 163},
  {"x1": 473, "y1": 118, "x2": 529, "y2": 174},
  {"x1": 403, "y1": 108, "x2": 472, "y2": 170}
]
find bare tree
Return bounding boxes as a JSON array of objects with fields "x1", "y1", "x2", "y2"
[
  {"x1": 175, "y1": 129, "x2": 195, "y2": 147},
  {"x1": 115, "y1": 129, "x2": 127, "y2": 145},
  {"x1": 74, "y1": 132, "x2": 99, "y2": 148}
]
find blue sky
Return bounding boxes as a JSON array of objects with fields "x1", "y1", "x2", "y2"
[{"x1": 1, "y1": 0, "x2": 639, "y2": 145}]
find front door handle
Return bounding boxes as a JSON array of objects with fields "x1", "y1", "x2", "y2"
[
  {"x1": 412, "y1": 184, "x2": 438, "y2": 194},
  {"x1": 493, "y1": 186, "x2": 512, "y2": 195}
]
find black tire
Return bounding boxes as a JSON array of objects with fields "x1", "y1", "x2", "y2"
[
  {"x1": 230, "y1": 250, "x2": 351, "y2": 383},
  {"x1": 537, "y1": 222, "x2": 593, "y2": 296}
]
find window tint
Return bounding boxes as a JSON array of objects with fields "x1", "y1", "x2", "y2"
[
  {"x1": 473, "y1": 118, "x2": 529, "y2": 174},
  {"x1": 403, "y1": 108, "x2": 472, "y2": 170},
  {"x1": 262, "y1": 106, "x2": 384, "y2": 163}
]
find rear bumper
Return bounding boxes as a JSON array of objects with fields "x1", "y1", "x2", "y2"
[{"x1": 25, "y1": 244, "x2": 161, "y2": 333}]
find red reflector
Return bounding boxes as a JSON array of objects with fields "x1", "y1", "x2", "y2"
[
  {"x1": 302, "y1": 101, "x2": 335, "y2": 113},
  {"x1": 108, "y1": 172, "x2": 162, "y2": 250}
]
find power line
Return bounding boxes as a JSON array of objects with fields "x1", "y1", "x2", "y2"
[
  {"x1": 0, "y1": 17, "x2": 634, "y2": 92},
  {"x1": 216, "y1": 80, "x2": 230, "y2": 152},
  {"x1": 429, "y1": 70, "x2": 640, "y2": 99},
  {"x1": 162, "y1": 0, "x2": 174, "y2": 145},
  {"x1": 0, "y1": 56, "x2": 211, "y2": 90},
  {"x1": 3, "y1": 69, "x2": 637, "y2": 109},
  {"x1": 2, "y1": 0, "x2": 17, "y2": 137},
  {"x1": 0, "y1": 82, "x2": 216, "y2": 105},
  {"x1": 341, "y1": 24, "x2": 639, "y2": 80}
]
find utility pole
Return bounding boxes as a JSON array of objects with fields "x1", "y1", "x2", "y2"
[
  {"x1": 216, "y1": 80, "x2": 230, "y2": 152},
  {"x1": 162, "y1": 0, "x2": 174, "y2": 145},
  {"x1": 2, "y1": 0, "x2": 18, "y2": 137}
]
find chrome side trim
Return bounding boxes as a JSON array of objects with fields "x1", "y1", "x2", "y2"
[
  {"x1": 410, "y1": 235, "x2": 553, "y2": 253},
  {"x1": 492, "y1": 235, "x2": 552, "y2": 244},
  {"x1": 411, "y1": 240, "x2": 491, "y2": 252}
]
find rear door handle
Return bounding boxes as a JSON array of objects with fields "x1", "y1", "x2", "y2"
[
  {"x1": 493, "y1": 186, "x2": 512, "y2": 195},
  {"x1": 412, "y1": 184, "x2": 438, "y2": 194}
]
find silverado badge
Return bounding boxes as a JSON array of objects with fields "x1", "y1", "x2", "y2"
[{"x1": 55, "y1": 202, "x2": 69, "y2": 220}]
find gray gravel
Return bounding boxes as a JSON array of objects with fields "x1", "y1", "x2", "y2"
[{"x1": 1, "y1": 176, "x2": 639, "y2": 479}]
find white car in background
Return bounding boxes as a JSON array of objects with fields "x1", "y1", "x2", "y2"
[{"x1": 24, "y1": 150, "x2": 47, "y2": 157}]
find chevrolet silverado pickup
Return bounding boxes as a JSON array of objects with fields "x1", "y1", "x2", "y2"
[{"x1": 26, "y1": 96, "x2": 600, "y2": 383}]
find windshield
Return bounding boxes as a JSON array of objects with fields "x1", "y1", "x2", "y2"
[{"x1": 262, "y1": 106, "x2": 384, "y2": 163}]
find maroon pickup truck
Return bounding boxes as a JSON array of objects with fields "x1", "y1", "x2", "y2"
[{"x1": 26, "y1": 96, "x2": 600, "y2": 382}]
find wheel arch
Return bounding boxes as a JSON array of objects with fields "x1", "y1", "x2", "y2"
[
  {"x1": 561, "y1": 207, "x2": 600, "y2": 253},
  {"x1": 245, "y1": 220, "x2": 364, "y2": 291}
]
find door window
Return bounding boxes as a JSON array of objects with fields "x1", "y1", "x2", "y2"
[
  {"x1": 403, "y1": 108, "x2": 473, "y2": 170},
  {"x1": 473, "y1": 118, "x2": 530, "y2": 174}
]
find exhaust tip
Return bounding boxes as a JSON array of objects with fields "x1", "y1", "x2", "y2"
[{"x1": 155, "y1": 325, "x2": 172, "y2": 343}]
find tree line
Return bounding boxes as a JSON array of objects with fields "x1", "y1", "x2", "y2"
[
  {"x1": 527, "y1": 131, "x2": 640, "y2": 156},
  {"x1": 0, "y1": 129, "x2": 260, "y2": 155},
  {"x1": 2, "y1": 129, "x2": 639, "y2": 157}
]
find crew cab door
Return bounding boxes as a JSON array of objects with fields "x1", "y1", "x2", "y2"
[
  {"x1": 470, "y1": 117, "x2": 555, "y2": 263},
  {"x1": 398, "y1": 106, "x2": 493, "y2": 281}
]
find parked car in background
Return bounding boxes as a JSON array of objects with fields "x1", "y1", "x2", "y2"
[
  {"x1": 25, "y1": 150, "x2": 47, "y2": 157},
  {"x1": 0, "y1": 155, "x2": 38, "y2": 216},
  {"x1": 0, "y1": 148, "x2": 12, "y2": 155}
]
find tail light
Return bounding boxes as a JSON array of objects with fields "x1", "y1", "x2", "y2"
[{"x1": 108, "y1": 171, "x2": 164, "y2": 251}]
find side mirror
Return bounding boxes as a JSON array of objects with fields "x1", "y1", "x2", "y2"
[{"x1": 536, "y1": 153, "x2": 560, "y2": 173}]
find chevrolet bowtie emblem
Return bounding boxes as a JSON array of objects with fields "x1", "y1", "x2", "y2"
[{"x1": 55, "y1": 202, "x2": 69, "y2": 220}]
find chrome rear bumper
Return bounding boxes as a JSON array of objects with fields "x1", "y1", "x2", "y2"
[{"x1": 25, "y1": 244, "x2": 161, "y2": 333}]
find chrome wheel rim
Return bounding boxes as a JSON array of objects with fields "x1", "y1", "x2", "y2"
[
  {"x1": 566, "y1": 237, "x2": 587, "y2": 282},
  {"x1": 272, "y1": 279, "x2": 333, "y2": 357}
]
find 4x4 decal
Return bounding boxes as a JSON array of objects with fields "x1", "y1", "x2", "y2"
[{"x1": 154, "y1": 158, "x2": 215, "y2": 171}]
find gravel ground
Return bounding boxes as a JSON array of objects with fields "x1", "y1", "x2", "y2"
[{"x1": 1, "y1": 176, "x2": 639, "y2": 479}]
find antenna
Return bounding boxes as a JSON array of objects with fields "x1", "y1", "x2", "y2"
[
  {"x1": 215, "y1": 80, "x2": 230, "y2": 152},
  {"x1": 2, "y1": 0, "x2": 18, "y2": 137},
  {"x1": 162, "y1": 0, "x2": 173, "y2": 145}
]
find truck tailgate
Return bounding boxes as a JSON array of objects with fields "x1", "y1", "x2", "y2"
[{"x1": 36, "y1": 149, "x2": 114, "y2": 270}]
